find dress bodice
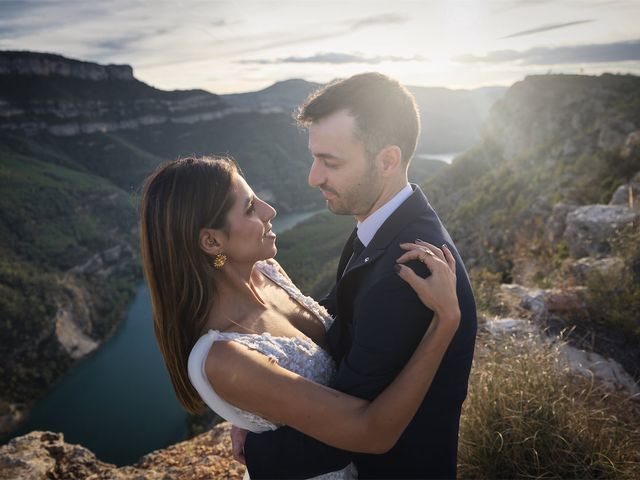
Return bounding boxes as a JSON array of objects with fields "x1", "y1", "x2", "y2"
[{"x1": 187, "y1": 259, "x2": 337, "y2": 433}]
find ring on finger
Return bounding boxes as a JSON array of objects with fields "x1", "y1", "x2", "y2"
[{"x1": 419, "y1": 246, "x2": 434, "y2": 257}]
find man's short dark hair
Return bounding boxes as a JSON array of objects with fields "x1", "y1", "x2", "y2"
[{"x1": 295, "y1": 72, "x2": 420, "y2": 165}]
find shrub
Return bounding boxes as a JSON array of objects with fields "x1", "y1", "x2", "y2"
[{"x1": 459, "y1": 330, "x2": 640, "y2": 479}]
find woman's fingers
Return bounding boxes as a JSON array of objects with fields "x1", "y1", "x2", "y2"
[
  {"x1": 415, "y1": 239, "x2": 447, "y2": 263},
  {"x1": 394, "y1": 263, "x2": 422, "y2": 291},
  {"x1": 441, "y1": 244, "x2": 456, "y2": 272},
  {"x1": 397, "y1": 242, "x2": 447, "y2": 270}
]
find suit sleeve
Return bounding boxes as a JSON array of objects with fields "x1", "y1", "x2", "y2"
[{"x1": 333, "y1": 259, "x2": 434, "y2": 400}]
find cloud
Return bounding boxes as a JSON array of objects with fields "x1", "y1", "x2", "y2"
[
  {"x1": 456, "y1": 39, "x2": 640, "y2": 65},
  {"x1": 239, "y1": 52, "x2": 425, "y2": 65},
  {"x1": 502, "y1": 19, "x2": 594, "y2": 38},
  {"x1": 348, "y1": 13, "x2": 411, "y2": 30}
]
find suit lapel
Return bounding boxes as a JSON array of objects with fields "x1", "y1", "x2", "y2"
[{"x1": 338, "y1": 184, "x2": 430, "y2": 284}]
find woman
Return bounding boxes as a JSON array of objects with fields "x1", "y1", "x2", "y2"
[{"x1": 139, "y1": 156, "x2": 460, "y2": 479}]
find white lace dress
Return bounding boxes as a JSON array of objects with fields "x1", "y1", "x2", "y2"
[{"x1": 188, "y1": 259, "x2": 357, "y2": 480}]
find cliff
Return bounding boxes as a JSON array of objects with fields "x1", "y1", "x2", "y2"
[
  {"x1": 0, "y1": 421, "x2": 244, "y2": 479},
  {"x1": 0, "y1": 51, "x2": 134, "y2": 81},
  {"x1": 425, "y1": 73, "x2": 640, "y2": 271}
]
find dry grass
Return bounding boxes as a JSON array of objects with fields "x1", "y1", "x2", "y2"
[{"x1": 458, "y1": 329, "x2": 640, "y2": 479}]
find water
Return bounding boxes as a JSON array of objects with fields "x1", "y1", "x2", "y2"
[
  {"x1": 11, "y1": 210, "x2": 322, "y2": 466},
  {"x1": 415, "y1": 152, "x2": 462, "y2": 164},
  {"x1": 272, "y1": 208, "x2": 323, "y2": 233}
]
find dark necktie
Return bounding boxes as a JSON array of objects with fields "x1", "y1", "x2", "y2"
[
  {"x1": 352, "y1": 235, "x2": 365, "y2": 259},
  {"x1": 343, "y1": 234, "x2": 365, "y2": 277}
]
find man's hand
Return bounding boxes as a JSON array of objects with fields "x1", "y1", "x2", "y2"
[{"x1": 230, "y1": 425, "x2": 248, "y2": 465}]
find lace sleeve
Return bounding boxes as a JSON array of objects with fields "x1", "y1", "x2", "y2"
[
  {"x1": 265, "y1": 258, "x2": 294, "y2": 284},
  {"x1": 258, "y1": 260, "x2": 335, "y2": 331}
]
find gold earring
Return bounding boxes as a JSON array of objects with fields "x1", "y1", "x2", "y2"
[{"x1": 213, "y1": 253, "x2": 227, "y2": 269}]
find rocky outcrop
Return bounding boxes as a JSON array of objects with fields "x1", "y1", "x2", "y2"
[
  {"x1": 483, "y1": 317, "x2": 640, "y2": 394},
  {"x1": 0, "y1": 51, "x2": 230, "y2": 136},
  {"x1": 499, "y1": 284, "x2": 590, "y2": 321},
  {"x1": 563, "y1": 205, "x2": 638, "y2": 258},
  {"x1": 0, "y1": 422, "x2": 245, "y2": 480},
  {"x1": 0, "y1": 51, "x2": 133, "y2": 81},
  {"x1": 545, "y1": 202, "x2": 578, "y2": 244},
  {"x1": 484, "y1": 74, "x2": 638, "y2": 160},
  {"x1": 567, "y1": 256, "x2": 626, "y2": 283},
  {"x1": 610, "y1": 171, "x2": 640, "y2": 209}
]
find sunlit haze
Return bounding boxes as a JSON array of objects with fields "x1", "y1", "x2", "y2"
[{"x1": 1, "y1": 0, "x2": 639, "y2": 93}]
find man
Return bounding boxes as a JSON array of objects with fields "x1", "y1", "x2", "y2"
[{"x1": 234, "y1": 72, "x2": 477, "y2": 479}]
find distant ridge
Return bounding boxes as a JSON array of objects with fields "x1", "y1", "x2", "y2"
[{"x1": 0, "y1": 50, "x2": 134, "y2": 81}]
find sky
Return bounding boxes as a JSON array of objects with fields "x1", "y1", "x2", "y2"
[{"x1": 1, "y1": 0, "x2": 639, "y2": 94}]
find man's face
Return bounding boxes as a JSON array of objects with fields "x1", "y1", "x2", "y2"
[{"x1": 307, "y1": 110, "x2": 383, "y2": 217}]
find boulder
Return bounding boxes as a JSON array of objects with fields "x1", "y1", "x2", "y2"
[
  {"x1": 620, "y1": 130, "x2": 640, "y2": 160},
  {"x1": 567, "y1": 256, "x2": 626, "y2": 283},
  {"x1": 499, "y1": 284, "x2": 589, "y2": 321},
  {"x1": 563, "y1": 205, "x2": 638, "y2": 257},
  {"x1": 0, "y1": 422, "x2": 245, "y2": 480},
  {"x1": 545, "y1": 202, "x2": 578, "y2": 243},
  {"x1": 543, "y1": 287, "x2": 589, "y2": 318}
]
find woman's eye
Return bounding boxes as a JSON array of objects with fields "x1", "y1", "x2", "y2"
[{"x1": 246, "y1": 203, "x2": 255, "y2": 214}]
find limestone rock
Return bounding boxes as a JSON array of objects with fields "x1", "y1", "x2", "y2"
[
  {"x1": 500, "y1": 284, "x2": 547, "y2": 318},
  {"x1": 543, "y1": 287, "x2": 589, "y2": 318},
  {"x1": 545, "y1": 202, "x2": 578, "y2": 243},
  {"x1": 567, "y1": 256, "x2": 626, "y2": 283},
  {"x1": 0, "y1": 422, "x2": 244, "y2": 480},
  {"x1": 620, "y1": 130, "x2": 640, "y2": 160},
  {"x1": 499, "y1": 284, "x2": 589, "y2": 320},
  {"x1": 564, "y1": 205, "x2": 638, "y2": 257}
]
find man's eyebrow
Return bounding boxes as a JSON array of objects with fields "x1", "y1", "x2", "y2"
[{"x1": 314, "y1": 153, "x2": 343, "y2": 161}]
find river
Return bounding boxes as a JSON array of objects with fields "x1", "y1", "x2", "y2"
[{"x1": 11, "y1": 209, "x2": 323, "y2": 466}]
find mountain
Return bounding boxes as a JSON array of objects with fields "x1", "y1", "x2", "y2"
[
  {"x1": 222, "y1": 78, "x2": 322, "y2": 111},
  {"x1": 224, "y1": 78, "x2": 507, "y2": 155}
]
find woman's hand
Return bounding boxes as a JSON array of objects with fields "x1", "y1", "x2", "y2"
[{"x1": 395, "y1": 240, "x2": 461, "y2": 328}]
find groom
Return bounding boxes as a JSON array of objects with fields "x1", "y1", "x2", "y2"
[{"x1": 237, "y1": 73, "x2": 477, "y2": 478}]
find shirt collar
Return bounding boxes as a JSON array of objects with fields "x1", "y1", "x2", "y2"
[{"x1": 357, "y1": 183, "x2": 412, "y2": 247}]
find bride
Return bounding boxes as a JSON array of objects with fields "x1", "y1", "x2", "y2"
[{"x1": 139, "y1": 156, "x2": 461, "y2": 479}]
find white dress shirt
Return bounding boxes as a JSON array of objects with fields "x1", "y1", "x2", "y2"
[{"x1": 356, "y1": 183, "x2": 413, "y2": 247}]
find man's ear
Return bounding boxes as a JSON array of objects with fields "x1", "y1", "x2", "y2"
[
  {"x1": 199, "y1": 228, "x2": 225, "y2": 255},
  {"x1": 376, "y1": 145, "x2": 402, "y2": 177}
]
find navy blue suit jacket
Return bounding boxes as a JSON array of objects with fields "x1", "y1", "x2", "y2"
[{"x1": 244, "y1": 185, "x2": 477, "y2": 479}]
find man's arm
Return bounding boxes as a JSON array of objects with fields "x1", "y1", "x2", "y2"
[
  {"x1": 244, "y1": 261, "x2": 434, "y2": 478},
  {"x1": 333, "y1": 260, "x2": 434, "y2": 399}
]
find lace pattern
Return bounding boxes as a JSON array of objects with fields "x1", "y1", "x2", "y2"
[
  {"x1": 258, "y1": 259, "x2": 334, "y2": 330},
  {"x1": 188, "y1": 259, "x2": 337, "y2": 433},
  {"x1": 203, "y1": 329, "x2": 337, "y2": 432}
]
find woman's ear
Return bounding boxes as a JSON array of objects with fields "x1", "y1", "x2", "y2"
[{"x1": 199, "y1": 228, "x2": 225, "y2": 255}]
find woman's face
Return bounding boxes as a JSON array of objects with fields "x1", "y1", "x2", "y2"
[{"x1": 221, "y1": 175, "x2": 277, "y2": 264}]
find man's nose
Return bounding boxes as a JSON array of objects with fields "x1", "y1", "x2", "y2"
[{"x1": 308, "y1": 159, "x2": 323, "y2": 187}]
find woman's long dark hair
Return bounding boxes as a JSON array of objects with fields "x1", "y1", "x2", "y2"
[{"x1": 139, "y1": 156, "x2": 237, "y2": 414}]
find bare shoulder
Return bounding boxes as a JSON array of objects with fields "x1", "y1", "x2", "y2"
[{"x1": 204, "y1": 340, "x2": 271, "y2": 386}]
